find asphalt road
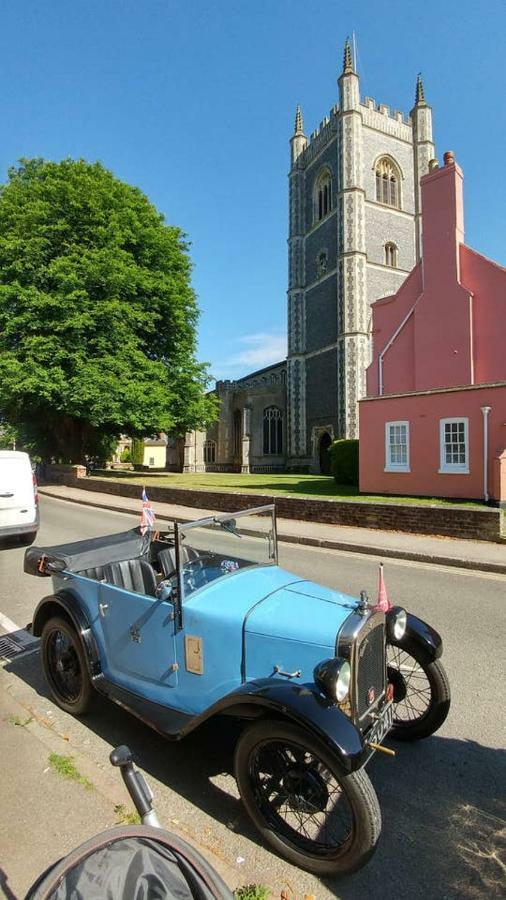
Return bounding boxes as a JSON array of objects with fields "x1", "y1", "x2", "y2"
[{"x1": 1, "y1": 495, "x2": 505, "y2": 898}]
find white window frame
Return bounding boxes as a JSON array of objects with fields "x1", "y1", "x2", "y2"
[
  {"x1": 384, "y1": 421, "x2": 410, "y2": 472},
  {"x1": 439, "y1": 418, "x2": 469, "y2": 474}
]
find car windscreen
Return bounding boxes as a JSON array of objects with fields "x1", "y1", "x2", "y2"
[{"x1": 177, "y1": 506, "x2": 277, "y2": 601}]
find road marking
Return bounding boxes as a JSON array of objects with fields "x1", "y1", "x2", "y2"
[{"x1": 0, "y1": 611, "x2": 36, "y2": 647}]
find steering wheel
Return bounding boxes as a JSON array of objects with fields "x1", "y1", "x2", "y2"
[
  {"x1": 181, "y1": 554, "x2": 219, "y2": 592},
  {"x1": 182, "y1": 553, "x2": 218, "y2": 574}
]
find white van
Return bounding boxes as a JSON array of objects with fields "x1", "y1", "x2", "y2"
[{"x1": 0, "y1": 451, "x2": 39, "y2": 545}]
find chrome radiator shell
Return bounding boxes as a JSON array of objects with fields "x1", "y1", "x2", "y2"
[{"x1": 336, "y1": 609, "x2": 387, "y2": 727}]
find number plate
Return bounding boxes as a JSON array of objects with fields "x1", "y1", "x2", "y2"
[{"x1": 368, "y1": 701, "x2": 394, "y2": 746}]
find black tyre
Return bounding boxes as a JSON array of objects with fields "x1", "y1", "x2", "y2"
[
  {"x1": 234, "y1": 719, "x2": 381, "y2": 876},
  {"x1": 387, "y1": 639, "x2": 450, "y2": 741},
  {"x1": 41, "y1": 616, "x2": 92, "y2": 715},
  {"x1": 18, "y1": 531, "x2": 37, "y2": 547}
]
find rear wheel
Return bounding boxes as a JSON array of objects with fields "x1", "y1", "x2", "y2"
[
  {"x1": 235, "y1": 719, "x2": 381, "y2": 876},
  {"x1": 387, "y1": 639, "x2": 450, "y2": 741},
  {"x1": 41, "y1": 616, "x2": 92, "y2": 715}
]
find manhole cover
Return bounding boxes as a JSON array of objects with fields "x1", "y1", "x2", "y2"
[{"x1": 0, "y1": 634, "x2": 36, "y2": 662}]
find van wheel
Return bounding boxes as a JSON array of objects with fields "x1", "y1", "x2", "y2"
[
  {"x1": 41, "y1": 616, "x2": 92, "y2": 715},
  {"x1": 18, "y1": 531, "x2": 37, "y2": 547}
]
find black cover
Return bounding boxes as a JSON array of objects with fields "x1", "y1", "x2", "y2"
[
  {"x1": 24, "y1": 528, "x2": 151, "y2": 577},
  {"x1": 25, "y1": 826, "x2": 233, "y2": 900}
]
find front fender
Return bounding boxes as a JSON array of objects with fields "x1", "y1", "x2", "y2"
[
  {"x1": 32, "y1": 590, "x2": 102, "y2": 679},
  {"x1": 202, "y1": 680, "x2": 366, "y2": 773},
  {"x1": 390, "y1": 610, "x2": 443, "y2": 664}
]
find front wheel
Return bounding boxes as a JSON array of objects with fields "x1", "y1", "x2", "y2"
[
  {"x1": 41, "y1": 616, "x2": 92, "y2": 715},
  {"x1": 234, "y1": 719, "x2": 381, "y2": 876},
  {"x1": 387, "y1": 639, "x2": 450, "y2": 741}
]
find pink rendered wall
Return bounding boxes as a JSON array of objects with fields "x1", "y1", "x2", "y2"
[
  {"x1": 367, "y1": 267, "x2": 422, "y2": 396},
  {"x1": 359, "y1": 386, "x2": 506, "y2": 500},
  {"x1": 414, "y1": 158, "x2": 474, "y2": 390},
  {"x1": 365, "y1": 155, "x2": 506, "y2": 398},
  {"x1": 460, "y1": 245, "x2": 506, "y2": 384}
]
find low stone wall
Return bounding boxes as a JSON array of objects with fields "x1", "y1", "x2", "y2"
[
  {"x1": 44, "y1": 464, "x2": 87, "y2": 482},
  {"x1": 44, "y1": 467, "x2": 504, "y2": 542}
]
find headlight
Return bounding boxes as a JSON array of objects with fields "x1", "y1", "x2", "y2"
[
  {"x1": 314, "y1": 657, "x2": 351, "y2": 703},
  {"x1": 387, "y1": 607, "x2": 407, "y2": 642}
]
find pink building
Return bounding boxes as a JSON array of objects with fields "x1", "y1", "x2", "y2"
[{"x1": 359, "y1": 151, "x2": 506, "y2": 504}]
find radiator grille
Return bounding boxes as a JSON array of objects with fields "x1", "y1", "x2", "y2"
[{"x1": 356, "y1": 621, "x2": 385, "y2": 719}]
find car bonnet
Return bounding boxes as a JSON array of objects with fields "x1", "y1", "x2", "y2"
[{"x1": 244, "y1": 578, "x2": 358, "y2": 646}]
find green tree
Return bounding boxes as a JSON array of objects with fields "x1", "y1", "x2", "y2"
[
  {"x1": 0, "y1": 158, "x2": 218, "y2": 462},
  {"x1": 130, "y1": 438, "x2": 144, "y2": 467}
]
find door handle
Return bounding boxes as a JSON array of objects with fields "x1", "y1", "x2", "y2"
[
  {"x1": 0, "y1": 492, "x2": 14, "y2": 498},
  {"x1": 99, "y1": 602, "x2": 109, "y2": 618}
]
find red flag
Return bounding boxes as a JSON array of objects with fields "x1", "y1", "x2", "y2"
[{"x1": 373, "y1": 563, "x2": 392, "y2": 612}]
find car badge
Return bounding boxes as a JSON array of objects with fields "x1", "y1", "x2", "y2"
[{"x1": 367, "y1": 687, "x2": 376, "y2": 705}]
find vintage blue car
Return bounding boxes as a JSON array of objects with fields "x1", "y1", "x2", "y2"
[{"x1": 25, "y1": 504, "x2": 450, "y2": 876}]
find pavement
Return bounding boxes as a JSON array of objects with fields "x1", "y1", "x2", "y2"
[
  {"x1": 1, "y1": 495, "x2": 505, "y2": 898},
  {"x1": 0, "y1": 650, "x2": 239, "y2": 899},
  {"x1": 40, "y1": 483, "x2": 506, "y2": 575}
]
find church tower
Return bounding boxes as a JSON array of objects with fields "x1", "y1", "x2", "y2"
[{"x1": 286, "y1": 42, "x2": 435, "y2": 470}]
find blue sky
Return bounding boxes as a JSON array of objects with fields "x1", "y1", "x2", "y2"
[{"x1": 1, "y1": 1, "x2": 505, "y2": 382}]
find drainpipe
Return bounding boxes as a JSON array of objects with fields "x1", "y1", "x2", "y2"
[{"x1": 481, "y1": 407, "x2": 491, "y2": 502}]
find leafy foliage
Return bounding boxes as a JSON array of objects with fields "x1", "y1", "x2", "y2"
[
  {"x1": 0, "y1": 158, "x2": 218, "y2": 461},
  {"x1": 0, "y1": 422, "x2": 18, "y2": 450},
  {"x1": 131, "y1": 437, "x2": 144, "y2": 466},
  {"x1": 234, "y1": 886, "x2": 269, "y2": 900},
  {"x1": 119, "y1": 447, "x2": 132, "y2": 463},
  {"x1": 329, "y1": 439, "x2": 359, "y2": 485}
]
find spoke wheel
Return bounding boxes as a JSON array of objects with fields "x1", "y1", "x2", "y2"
[
  {"x1": 41, "y1": 616, "x2": 92, "y2": 715},
  {"x1": 235, "y1": 719, "x2": 381, "y2": 876},
  {"x1": 387, "y1": 639, "x2": 450, "y2": 741}
]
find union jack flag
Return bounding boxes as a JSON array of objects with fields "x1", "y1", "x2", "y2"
[{"x1": 140, "y1": 487, "x2": 155, "y2": 535}]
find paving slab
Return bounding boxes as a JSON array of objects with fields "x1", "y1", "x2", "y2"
[
  {"x1": 0, "y1": 661, "x2": 240, "y2": 898},
  {"x1": 40, "y1": 484, "x2": 506, "y2": 574}
]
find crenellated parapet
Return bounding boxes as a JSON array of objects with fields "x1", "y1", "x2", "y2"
[
  {"x1": 297, "y1": 111, "x2": 338, "y2": 167},
  {"x1": 361, "y1": 99, "x2": 413, "y2": 141}
]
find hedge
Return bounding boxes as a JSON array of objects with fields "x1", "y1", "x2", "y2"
[{"x1": 329, "y1": 439, "x2": 359, "y2": 485}]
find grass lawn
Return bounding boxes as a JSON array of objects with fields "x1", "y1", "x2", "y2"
[{"x1": 91, "y1": 471, "x2": 485, "y2": 508}]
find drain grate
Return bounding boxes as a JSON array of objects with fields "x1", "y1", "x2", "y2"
[{"x1": 0, "y1": 634, "x2": 36, "y2": 662}]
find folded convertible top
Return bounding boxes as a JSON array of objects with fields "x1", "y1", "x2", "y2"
[{"x1": 24, "y1": 528, "x2": 151, "y2": 577}]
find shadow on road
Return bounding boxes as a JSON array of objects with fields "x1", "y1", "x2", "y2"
[{"x1": 5, "y1": 651, "x2": 505, "y2": 899}]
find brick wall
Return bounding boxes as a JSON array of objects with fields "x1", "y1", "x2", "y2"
[{"x1": 45, "y1": 467, "x2": 504, "y2": 542}]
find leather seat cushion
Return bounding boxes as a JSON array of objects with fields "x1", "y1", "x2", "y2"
[
  {"x1": 104, "y1": 558, "x2": 157, "y2": 597},
  {"x1": 77, "y1": 566, "x2": 107, "y2": 581}
]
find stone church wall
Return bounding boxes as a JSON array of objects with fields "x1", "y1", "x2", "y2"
[
  {"x1": 366, "y1": 264, "x2": 407, "y2": 307},
  {"x1": 305, "y1": 275, "x2": 338, "y2": 352},
  {"x1": 362, "y1": 126, "x2": 416, "y2": 215},
  {"x1": 305, "y1": 349, "x2": 339, "y2": 441},
  {"x1": 304, "y1": 138, "x2": 337, "y2": 227},
  {"x1": 305, "y1": 213, "x2": 337, "y2": 285},
  {"x1": 364, "y1": 205, "x2": 415, "y2": 273}
]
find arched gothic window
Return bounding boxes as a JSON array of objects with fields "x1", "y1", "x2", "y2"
[
  {"x1": 375, "y1": 158, "x2": 400, "y2": 208},
  {"x1": 203, "y1": 440, "x2": 216, "y2": 464},
  {"x1": 384, "y1": 242, "x2": 398, "y2": 267},
  {"x1": 263, "y1": 406, "x2": 283, "y2": 455},
  {"x1": 314, "y1": 169, "x2": 332, "y2": 223}
]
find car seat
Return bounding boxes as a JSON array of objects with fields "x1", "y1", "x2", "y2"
[
  {"x1": 103, "y1": 558, "x2": 158, "y2": 597},
  {"x1": 157, "y1": 545, "x2": 200, "y2": 579}
]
